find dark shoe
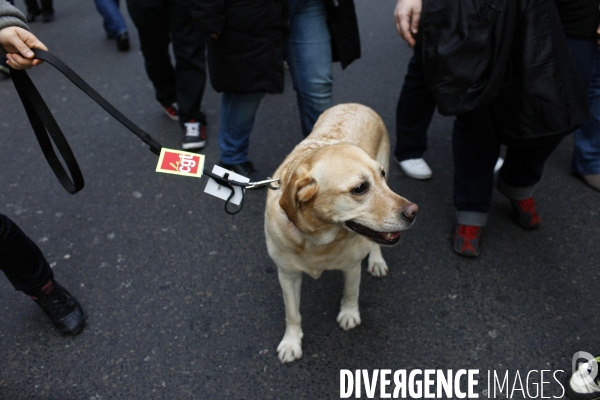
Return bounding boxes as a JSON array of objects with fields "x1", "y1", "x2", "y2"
[
  {"x1": 30, "y1": 280, "x2": 86, "y2": 335},
  {"x1": 452, "y1": 224, "x2": 482, "y2": 257},
  {"x1": 510, "y1": 197, "x2": 541, "y2": 229},
  {"x1": 565, "y1": 355, "x2": 600, "y2": 400},
  {"x1": 218, "y1": 160, "x2": 261, "y2": 182},
  {"x1": 157, "y1": 100, "x2": 179, "y2": 121},
  {"x1": 182, "y1": 119, "x2": 207, "y2": 150},
  {"x1": 41, "y1": 12, "x2": 54, "y2": 23},
  {"x1": 26, "y1": 11, "x2": 40, "y2": 22},
  {"x1": 116, "y1": 32, "x2": 130, "y2": 51}
]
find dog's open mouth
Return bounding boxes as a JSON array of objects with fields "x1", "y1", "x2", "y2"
[{"x1": 345, "y1": 221, "x2": 402, "y2": 245}]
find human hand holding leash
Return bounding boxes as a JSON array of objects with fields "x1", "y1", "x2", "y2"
[
  {"x1": 0, "y1": 26, "x2": 47, "y2": 69},
  {"x1": 394, "y1": 0, "x2": 421, "y2": 47}
]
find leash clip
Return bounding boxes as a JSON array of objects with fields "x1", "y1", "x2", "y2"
[{"x1": 246, "y1": 177, "x2": 280, "y2": 190}]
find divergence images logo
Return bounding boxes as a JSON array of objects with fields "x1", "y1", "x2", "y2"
[
  {"x1": 156, "y1": 149, "x2": 204, "y2": 178},
  {"x1": 338, "y1": 353, "x2": 600, "y2": 400}
]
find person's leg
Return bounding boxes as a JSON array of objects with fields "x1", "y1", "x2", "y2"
[
  {"x1": 394, "y1": 44, "x2": 437, "y2": 162},
  {"x1": 451, "y1": 111, "x2": 500, "y2": 257},
  {"x1": 495, "y1": 136, "x2": 564, "y2": 229},
  {"x1": 126, "y1": 0, "x2": 177, "y2": 105},
  {"x1": 218, "y1": 92, "x2": 266, "y2": 166},
  {"x1": 23, "y1": 0, "x2": 41, "y2": 21},
  {"x1": 94, "y1": 0, "x2": 128, "y2": 38},
  {"x1": 285, "y1": 0, "x2": 333, "y2": 137},
  {"x1": 498, "y1": 137, "x2": 564, "y2": 199},
  {"x1": 453, "y1": 111, "x2": 501, "y2": 227},
  {"x1": 40, "y1": 0, "x2": 54, "y2": 17},
  {"x1": 167, "y1": 0, "x2": 207, "y2": 125},
  {"x1": 572, "y1": 47, "x2": 600, "y2": 178},
  {"x1": 0, "y1": 213, "x2": 86, "y2": 335},
  {"x1": 0, "y1": 213, "x2": 53, "y2": 293}
]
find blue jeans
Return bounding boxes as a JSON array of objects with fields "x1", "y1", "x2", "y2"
[
  {"x1": 572, "y1": 44, "x2": 600, "y2": 176},
  {"x1": 218, "y1": 0, "x2": 332, "y2": 165},
  {"x1": 94, "y1": 0, "x2": 128, "y2": 38}
]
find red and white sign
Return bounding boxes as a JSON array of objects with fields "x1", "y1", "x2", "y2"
[{"x1": 155, "y1": 148, "x2": 204, "y2": 178}]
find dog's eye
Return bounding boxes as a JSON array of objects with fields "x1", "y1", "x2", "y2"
[
  {"x1": 381, "y1": 169, "x2": 386, "y2": 178},
  {"x1": 351, "y1": 183, "x2": 369, "y2": 194}
]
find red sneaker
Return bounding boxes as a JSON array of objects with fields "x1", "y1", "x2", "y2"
[
  {"x1": 510, "y1": 197, "x2": 541, "y2": 229},
  {"x1": 157, "y1": 100, "x2": 179, "y2": 121},
  {"x1": 452, "y1": 224, "x2": 482, "y2": 257}
]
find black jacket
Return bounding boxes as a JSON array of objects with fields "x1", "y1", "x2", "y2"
[
  {"x1": 192, "y1": 0, "x2": 360, "y2": 94},
  {"x1": 556, "y1": 0, "x2": 600, "y2": 40},
  {"x1": 421, "y1": 0, "x2": 589, "y2": 144}
]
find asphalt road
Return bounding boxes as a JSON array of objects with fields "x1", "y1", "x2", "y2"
[{"x1": 0, "y1": 1, "x2": 599, "y2": 399}]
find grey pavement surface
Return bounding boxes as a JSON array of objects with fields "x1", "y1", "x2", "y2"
[{"x1": 0, "y1": 1, "x2": 599, "y2": 399}]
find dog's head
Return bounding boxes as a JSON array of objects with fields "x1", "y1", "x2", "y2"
[{"x1": 279, "y1": 144, "x2": 417, "y2": 246}]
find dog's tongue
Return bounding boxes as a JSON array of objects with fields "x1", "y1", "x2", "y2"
[{"x1": 380, "y1": 231, "x2": 401, "y2": 241}]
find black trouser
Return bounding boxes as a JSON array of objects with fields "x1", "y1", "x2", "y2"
[
  {"x1": 126, "y1": 0, "x2": 207, "y2": 126},
  {"x1": 23, "y1": 0, "x2": 54, "y2": 15},
  {"x1": 394, "y1": 44, "x2": 437, "y2": 162},
  {"x1": 452, "y1": 110, "x2": 564, "y2": 215},
  {"x1": 0, "y1": 213, "x2": 53, "y2": 294},
  {"x1": 452, "y1": 33, "x2": 594, "y2": 218}
]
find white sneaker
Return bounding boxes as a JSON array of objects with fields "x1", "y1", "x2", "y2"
[
  {"x1": 494, "y1": 157, "x2": 504, "y2": 173},
  {"x1": 398, "y1": 158, "x2": 432, "y2": 180}
]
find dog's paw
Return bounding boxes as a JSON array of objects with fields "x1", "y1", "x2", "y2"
[
  {"x1": 277, "y1": 339, "x2": 303, "y2": 363},
  {"x1": 367, "y1": 259, "x2": 388, "y2": 277},
  {"x1": 337, "y1": 308, "x2": 361, "y2": 331}
]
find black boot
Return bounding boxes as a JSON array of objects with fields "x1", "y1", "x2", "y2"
[
  {"x1": 29, "y1": 280, "x2": 86, "y2": 335},
  {"x1": 116, "y1": 32, "x2": 130, "y2": 52}
]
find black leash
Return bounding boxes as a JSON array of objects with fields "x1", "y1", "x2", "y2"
[{"x1": 9, "y1": 49, "x2": 278, "y2": 214}]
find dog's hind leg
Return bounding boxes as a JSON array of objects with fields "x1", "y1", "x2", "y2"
[
  {"x1": 337, "y1": 264, "x2": 362, "y2": 330},
  {"x1": 276, "y1": 269, "x2": 304, "y2": 363},
  {"x1": 367, "y1": 243, "x2": 388, "y2": 277}
]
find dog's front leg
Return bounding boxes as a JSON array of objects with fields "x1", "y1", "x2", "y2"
[
  {"x1": 367, "y1": 243, "x2": 388, "y2": 277},
  {"x1": 337, "y1": 264, "x2": 362, "y2": 330},
  {"x1": 277, "y1": 269, "x2": 304, "y2": 363}
]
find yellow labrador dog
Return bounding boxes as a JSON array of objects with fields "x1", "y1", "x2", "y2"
[{"x1": 264, "y1": 103, "x2": 418, "y2": 363}]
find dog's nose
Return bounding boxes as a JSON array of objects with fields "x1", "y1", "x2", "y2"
[{"x1": 402, "y1": 203, "x2": 418, "y2": 223}]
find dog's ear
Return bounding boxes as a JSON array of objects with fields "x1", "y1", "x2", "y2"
[{"x1": 279, "y1": 172, "x2": 318, "y2": 224}]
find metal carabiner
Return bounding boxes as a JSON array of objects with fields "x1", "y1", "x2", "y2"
[{"x1": 246, "y1": 177, "x2": 281, "y2": 190}]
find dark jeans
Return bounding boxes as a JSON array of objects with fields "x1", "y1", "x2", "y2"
[
  {"x1": 126, "y1": 0, "x2": 207, "y2": 126},
  {"x1": 0, "y1": 213, "x2": 53, "y2": 294},
  {"x1": 452, "y1": 112, "x2": 563, "y2": 222},
  {"x1": 23, "y1": 0, "x2": 53, "y2": 15},
  {"x1": 394, "y1": 44, "x2": 437, "y2": 161}
]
